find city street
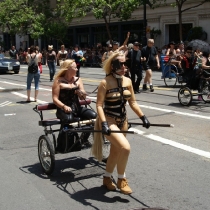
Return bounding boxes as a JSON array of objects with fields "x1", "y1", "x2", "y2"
[{"x1": 0, "y1": 65, "x2": 210, "y2": 210}]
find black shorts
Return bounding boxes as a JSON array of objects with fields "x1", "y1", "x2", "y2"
[{"x1": 143, "y1": 63, "x2": 155, "y2": 70}]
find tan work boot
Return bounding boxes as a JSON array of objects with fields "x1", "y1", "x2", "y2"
[
  {"x1": 117, "y1": 178, "x2": 132, "y2": 194},
  {"x1": 103, "y1": 176, "x2": 116, "y2": 191}
]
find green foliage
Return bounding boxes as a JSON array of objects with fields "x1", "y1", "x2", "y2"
[
  {"x1": 61, "y1": 0, "x2": 144, "y2": 41},
  {"x1": 0, "y1": 0, "x2": 74, "y2": 41},
  {"x1": 150, "y1": 27, "x2": 161, "y2": 39},
  {"x1": 0, "y1": 0, "x2": 45, "y2": 39},
  {"x1": 187, "y1": 27, "x2": 203, "y2": 41}
]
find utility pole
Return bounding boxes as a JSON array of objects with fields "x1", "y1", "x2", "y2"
[
  {"x1": 142, "y1": 0, "x2": 152, "y2": 46},
  {"x1": 143, "y1": 0, "x2": 147, "y2": 46}
]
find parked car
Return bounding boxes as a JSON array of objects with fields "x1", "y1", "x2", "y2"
[{"x1": 0, "y1": 54, "x2": 20, "y2": 74}]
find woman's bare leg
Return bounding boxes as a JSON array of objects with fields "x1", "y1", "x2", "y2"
[
  {"x1": 105, "y1": 124, "x2": 130, "y2": 175},
  {"x1": 27, "y1": 90, "x2": 31, "y2": 101}
]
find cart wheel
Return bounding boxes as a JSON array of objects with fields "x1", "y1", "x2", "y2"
[
  {"x1": 164, "y1": 69, "x2": 177, "y2": 87},
  {"x1": 178, "y1": 87, "x2": 192, "y2": 106},
  {"x1": 201, "y1": 83, "x2": 210, "y2": 103},
  {"x1": 101, "y1": 135, "x2": 110, "y2": 163},
  {"x1": 38, "y1": 135, "x2": 55, "y2": 175}
]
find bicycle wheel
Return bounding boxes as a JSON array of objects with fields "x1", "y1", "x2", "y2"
[
  {"x1": 38, "y1": 135, "x2": 55, "y2": 175},
  {"x1": 164, "y1": 69, "x2": 177, "y2": 87},
  {"x1": 201, "y1": 83, "x2": 210, "y2": 103},
  {"x1": 178, "y1": 87, "x2": 192, "y2": 106}
]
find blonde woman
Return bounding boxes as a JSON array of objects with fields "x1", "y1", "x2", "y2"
[
  {"x1": 52, "y1": 59, "x2": 97, "y2": 123},
  {"x1": 92, "y1": 52, "x2": 150, "y2": 194}
]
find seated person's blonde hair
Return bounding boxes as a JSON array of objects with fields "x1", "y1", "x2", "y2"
[{"x1": 55, "y1": 59, "x2": 75, "y2": 79}]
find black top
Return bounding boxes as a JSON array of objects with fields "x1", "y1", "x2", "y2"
[
  {"x1": 141, "y1": 46, "x2": 157, "y2": 65},
  {"x1": 127, "y1": 49, "x2": 142, "y2": 70},
  {"x1": 47, "y1": 51, "x2": 56, "y2": 61},
  {"x1": 9, "y1": 50, "x2": 18, "y2": 59},
  {"x1": 181, "y1": 56, "x2": 194, "y2": 72},
  {"x1": 57, "y1": 80, "x2": 80, "y2": 113}
]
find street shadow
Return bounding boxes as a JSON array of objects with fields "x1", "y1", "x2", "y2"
[
  {"x1": 20, "y1": 156, "x2": 105, "y2": 180},
  {"x1": 156, "y1": 85, "x2": 182, "y2": 89},
  {"x1": 16, "y1": 101, "x2": 33, "y2": 104},
  {"x1": 19, "y1": 156, "x2": 151, "y2": 209}
]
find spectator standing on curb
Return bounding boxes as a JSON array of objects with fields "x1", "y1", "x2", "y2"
[
  {"x1": 127, "y1": 42, "x2": 145, "y2": 94},
  {"x1": 26, "y1": 45, "x2": 41, "y2": 102},
  {"x1": 36, "y1": 46, "x2": 42, "y2": 74},
  {"x1": 176, "y1": 41, "x2": 185, "y2": 58},
  {"x1": 141, "y1": 39, "x2": 160, "y2": 92},
  {"x1": 9, "y1": 46, "x2": 19, "y2": 60},
  {"x1": 72, "y1": 45, "x2": 83, "y2": 77},
  {"x1": 57, "y1": 45, "x2": 68, "y2": 66},
  {"x1": 46, "y1": 45, "x2": 56, "y2": 82},
  {"x1": 101, "y1": 44, "x2": 113, "y2": 63}
]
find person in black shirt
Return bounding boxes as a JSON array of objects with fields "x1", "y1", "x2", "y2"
[
  {"x1": 141, "y1": 39, "x2": 160, "y2": 92},
  {"x1": 181, "y1": 46, "x2": 196, "y2": 88},
  {"x1": 9, "y1": 46, "x2": 18, "y2": 60},
  {"x1": 127, "y1": 42, "x2": 145, "y2": 93}
]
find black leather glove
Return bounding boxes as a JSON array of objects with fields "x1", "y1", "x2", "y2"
[
  {"x1": 101, "y1": 121, "x2": 111, "y2": 136},
  {"x1": 140, "y1": 115, "x2": 150, "y2": 129}
]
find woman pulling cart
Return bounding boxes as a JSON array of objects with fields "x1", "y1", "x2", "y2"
[{"x1": 92, "y1": 51, "x2": 150, "y2": 194}]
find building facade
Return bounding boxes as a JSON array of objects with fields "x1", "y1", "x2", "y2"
[{"x1": 1, "y1": 0, "x2": 209, "y2": 51}]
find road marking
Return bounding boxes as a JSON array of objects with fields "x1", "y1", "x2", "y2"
[
  {"x1": 1, "y1": 81, "x2": 210, "y2": 120},
  {"x1": 4, "y1": 113, "x2": 16, "y2": 116},
  {"x1": 0, "y1": 101, "x2": 12, "y2": 107},
  {"x1": 129, "y1": 127, "x2": 210, "y2": 159},
  {"x1": 0, "y1": 81, "x2": 51, "y2": 91},
  {"x1": 87, "y1": 96, "x2": 210, "y2": 120},
  {"x1": 11, "y1": 92, "x2": 47, "y2": 104},
  {"x1": 3, "y1": 88, "x2": 210, "y2": 159},
  {"x1": 139, "y1": 104, "x2": 210, "y2": 120}
]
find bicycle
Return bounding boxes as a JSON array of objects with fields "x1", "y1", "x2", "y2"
[
  {"x1": 161, "y1": 55, "x2": 186, "y2": 87},
  {"x1": 178, "y1": 70, "x2": 210, "y2": 106}
]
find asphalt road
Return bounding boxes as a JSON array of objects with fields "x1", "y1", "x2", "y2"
[{"x1": 0, "y1": 65, "x2": 210, "y2": 210}]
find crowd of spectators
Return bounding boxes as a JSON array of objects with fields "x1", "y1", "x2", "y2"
[{"x1": 1, "y1": 40, "x2": 209, "y2": 72}]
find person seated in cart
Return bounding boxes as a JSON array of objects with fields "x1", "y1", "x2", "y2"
[
  {"x1": 180, "y1": 46, "x2": 198, "y2": 88},
  {"x1": 52, "y1": 59, "x2": 97, "y2": 150}
]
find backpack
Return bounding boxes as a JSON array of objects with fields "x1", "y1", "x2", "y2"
[
  {"x1": 28, "y1": 54, "x2": 38, "y2": 73},
  {"x1": 56, "y1": 126, "x2": 82, "y2": 153}
]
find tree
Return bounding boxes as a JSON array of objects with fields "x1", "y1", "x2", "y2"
[
  {"x1": 0, "y1": 0, "x2": 45, "y2": 40},
  {"x1": 0, "y1": 0, "x2": 76, "y2": 45},
  {"x1": 31, "y1": 0, "x2": 76, "y2": 44},
  {"x1": 61, "y1": 0, "x2": 144, "y2": 43},
  {"x1": 151, "y1": 0, "x2": 210, "y2": 41},
  {"x1": 170, "y1": 0, "x2": 210, "y2": 41}
]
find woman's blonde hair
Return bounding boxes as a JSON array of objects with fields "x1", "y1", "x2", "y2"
[
  {"x1": 102, "y1": 51, "x2": 125, "y2": 75},
  {"x1": 91, "y1": 117, "x2": 104, "y2": 162},
  {"x1": 55, "y1": 59, "x2": 75, "y2": 79}
]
